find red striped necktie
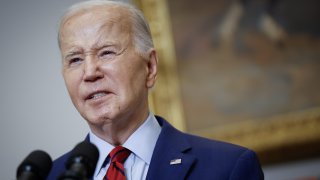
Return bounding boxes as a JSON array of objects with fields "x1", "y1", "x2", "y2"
[{"x1": 104, "y1": 146, "x2": 131, "y2": 180}]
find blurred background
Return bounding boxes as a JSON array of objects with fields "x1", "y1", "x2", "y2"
[
  {"x1": 0, "y1": 0, "x2": 319, "y2": 179},
  {"x1": 165, "y1": 0, "x2": 320, "y2": 179}
]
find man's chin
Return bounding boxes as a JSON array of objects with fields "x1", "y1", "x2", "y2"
[{"x1": 84, "y1": 113, "x2": 115, "y2": 126}]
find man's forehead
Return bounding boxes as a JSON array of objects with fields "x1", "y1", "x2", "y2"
[
  {"x1": 59, "y1": 4, "x2": 134, "y2": 53},
  {"x1": 59, "y1": 5, "x2": 132, "y2": 41}
]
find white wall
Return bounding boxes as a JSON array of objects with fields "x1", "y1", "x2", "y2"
[
  {"x1": 0, "y1": 0, "x2": 130, "y2": 179},
  {"x1": 264, "y1": 158, "x2": 320, "y2": 180},
  {"x1": 0, "y1": 0, "x2": 88, "y2": 179}
]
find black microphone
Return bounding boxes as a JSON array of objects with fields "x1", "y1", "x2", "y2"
[
  {"x1": 17, "y1": 150, "x2": 52, "y2": 180},
  {"x1": 58, "y1": 141, "x2": 99, "y2": 180}
]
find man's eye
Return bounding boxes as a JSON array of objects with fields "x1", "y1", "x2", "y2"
[
  {"x1": 99, "y1": 50, "x2": 116, "y2": 58},
  {"x1": 69, "y1": 57, "x2": 82, "y2": 65}
]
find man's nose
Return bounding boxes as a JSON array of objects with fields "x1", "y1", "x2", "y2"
[{"x1": 83, "y1": 57, "x2": 103, "y2": 82}]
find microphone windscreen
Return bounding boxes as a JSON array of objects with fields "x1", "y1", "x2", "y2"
[
  {"x1": 17, "y1": 150, "x2": 52, "y2": 179},
  {"x1": 66, "y1": 141, "x2": 99, "y2": 177}
]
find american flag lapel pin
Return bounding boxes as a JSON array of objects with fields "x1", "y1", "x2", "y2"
[{"x1": 170, "y1": 158, "x2": 182, "y2": 165}]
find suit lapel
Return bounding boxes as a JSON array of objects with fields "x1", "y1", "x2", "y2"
[{"x1": 146, "y1": 117, "x2": 196, "y2": 180}]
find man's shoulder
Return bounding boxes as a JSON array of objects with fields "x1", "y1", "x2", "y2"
[
  {"x1": 152, "y1": 116, "x2": 264, "y2": 179},
  {"x1": 156, "y1": 115, "x2": 250, "y2": 156},
  {"x1": 183, "y1": 134, "x2": 264, "y2": 179},
  {"x1": 157, "y1": 115, "x2": 258, "y2": 164}
]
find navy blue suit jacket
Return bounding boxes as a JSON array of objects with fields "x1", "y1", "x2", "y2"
[{"x1": 47, "y1": 116, "x2": 264, "y2": 179}]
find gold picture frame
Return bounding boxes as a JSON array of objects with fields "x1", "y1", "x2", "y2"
[{"x1": 134, "y1": 0, "x2": 320, "y2": 164}]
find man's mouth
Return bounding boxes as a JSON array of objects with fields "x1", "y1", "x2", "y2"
[{"x1": 87, "y1": 91, "x2": 108, "y2": 100}]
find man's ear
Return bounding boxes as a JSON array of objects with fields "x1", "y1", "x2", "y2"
[{"x1": 146, "y1": 49, "x2": 158, "y2": 88}]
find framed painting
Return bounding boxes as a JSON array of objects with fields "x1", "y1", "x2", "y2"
[{"x1": 134, "y1": 0, "x2": 320, "y2": 164}]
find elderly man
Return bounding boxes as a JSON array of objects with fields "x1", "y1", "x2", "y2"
[{"x1": 48, "y1": 0, "x2": 264, "y2": 179}]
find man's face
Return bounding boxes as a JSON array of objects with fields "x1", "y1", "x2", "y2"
[{"x1": 59, "y1": 7, "x2": 156, "y2": 127}]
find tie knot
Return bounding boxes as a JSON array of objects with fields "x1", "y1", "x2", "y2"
[{"x1": 109, "y1": 146, "x2": 131, "y2": 164}]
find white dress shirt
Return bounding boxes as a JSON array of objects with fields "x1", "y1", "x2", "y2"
[{"x1": 89, "y1": 112, "x2": 161, "y2": 180}]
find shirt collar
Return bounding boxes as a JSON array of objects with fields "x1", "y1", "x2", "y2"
[
  {"x1": 89, "y1": 112, "x2": 161, "y2": 177},
  {"x1": 123, "y1": 112, "x2": 161, "y2": 165}
]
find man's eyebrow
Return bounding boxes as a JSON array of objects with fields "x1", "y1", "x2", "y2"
[{"x1": 64, "y1": 50, "x2": 82, "y2": 59}]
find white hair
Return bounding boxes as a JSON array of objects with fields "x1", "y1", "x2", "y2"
[{"x1": 58, "y1": 0, "x2": 154, "y2": 59}]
